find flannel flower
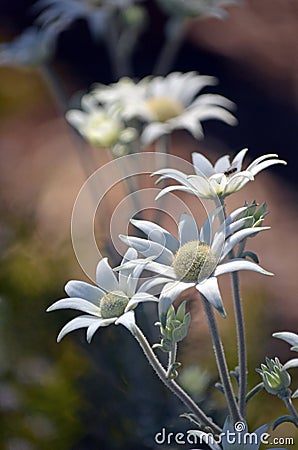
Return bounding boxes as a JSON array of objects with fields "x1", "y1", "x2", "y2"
[
  {"x1": 153, "y1": 148, "x2": 287, "y2": 200},
  {"x1": 118, "y1": 206, "x2": 272, "y2": 324},
  {"x1": 66, "y1": 93, "x2": 137, "y2": 151},
  {"x1": 92, "y1": 71, "x2": 237, "y2": 144},
  {"x1": 35, "y1": 0, "x2": 143, "y2": 39},
  {"x1": 47, "y1": 249, "x2": 157, "y2": 342}
]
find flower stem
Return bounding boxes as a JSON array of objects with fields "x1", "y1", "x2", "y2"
[
  {"x1": 153, "y1": 18, "x2": 185, "y2": 75},
  {"x1": 201, "y1": 295, "x2": 241, "y2": 423},
  {"x1": 283, "y1": 396, "x2": 298, "y2": 424},
  {"x1": 130, "y1": 323, "x2": 222, "y2": 434},
  {"x1": 221, "y1": 200, "x2": 247, "y2": 419},
  {"x1": 166, "y1": 342, "x2": 178, "y2": 378}
]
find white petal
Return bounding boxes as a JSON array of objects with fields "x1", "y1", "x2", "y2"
[
  {"x1": 214, "y1": 259, "x2": 273, "y2": 277},
  {"x1": 283, "y1": 358, "x2": 298, "y2": 370},
  {"x1": 86, "y1": 318, "x2": 115, "y2": 342},
  {"x1": 65, "y1": 110, "x2": 86, "y2": 129},
  {"x1": 200, "y1": 207, "x2": 223, "y2": 245},
  {"x1": 192, "y1": 152, "x2": 215, "y2": 177},
  {"x1": 178, "y1": 213, "x2": 200, "y2": 245},
  {"x1": 187, "y1": 175, "x2": 215, "y2": 198},
  {"x1": 221, "y1": 227, "x2": 270, "y2": 260},
  {"x1": 196, "y1": 277, "x2": 226, "y2": 317},
  {"x1": 231, "y1": 148, "x2": 248, "y2": 171},
  {"x1": 138, "y1": 276, "x2": 172, "y2": 294},
  {"x1": 214, "y1": 154, "x2": 231, "y2": 172},
  {"x1": 130, "y1": 219, "x2": 179, "y2": 253},
  {"x1": 57, "y1": 315, "x2": 99, "y2": 342},
  {"x1": 159, "y1": 281, "x2": 194, "y2": 325},
  {"x1": 96, "y1": 258, "x2": 118, "y2": 292},
  {"x1": 125, "y1": 292, "x2": 158, "y2": 311},
  {"x1": 119, "y1": 235, "x2": 174, "y2": 265},
  {"x1": 246, "y1": 153, "x2": 279, "y2": 171},
  {"x1": 153, "y1": 168, "x2": 189, "y2": 186},
  {"x1": 272, "y1": 332, "x2": 298, "y2": 348},
  {"x1": 141, "y1": 123, "x2": 170, "y2": 144},
  {"x1": 127, "y1": 263, "x2": 147, "y2": 296},
  {"x1": 249, "y1": 158, "x2": 287, "y2": 176},
  {"x1": 65, "y1": 280, "x2": 104, "y2": 304},
  {"x1": 115, "y1": 310, "x2": 136, "y2": 332},
  {"x1": 118, "y1": 248, "x2": 138, "y2": 292},
  {"x1": 155, "y1": 185, "x2": 194, "y2": 200},
  {"x1": 47, "y1": 298, "x2": 101, "y2": 315}
]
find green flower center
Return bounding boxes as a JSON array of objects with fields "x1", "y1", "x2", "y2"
[
  {"x1": 146, "y1": 96, "x2": 184, "y2": 122},
  {"x1": 172, "y1": 240, "x2": 217, "y2": 282},
  {"x1": 100, "y1": 290, "x2": 129, "y2": 319}
]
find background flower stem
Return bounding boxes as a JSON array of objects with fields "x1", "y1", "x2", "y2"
[
  {"x1": 221, "y1": 201, "x2": 247, "y2": 419},
  {"x1": 283, "y1": 396, "x2": 298, "y2": 424},
  {"x1": 131, "y1": 323, "x2": 221, "y2": 434},
  {"x1": 201, "y1": 295, "x2": 241, "y2": 423},
  {"x1": 153, "y1": 18, "x2": 185, "y2": 75}
]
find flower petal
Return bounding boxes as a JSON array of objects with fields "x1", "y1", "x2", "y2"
[
  {"x1": 125, "y1": 292, "x2": 158, "y2": 311},
  {"x1": 272, "y1": 332, "x2": 298, "y2": 349},
  {"x1": 214, "y1": 259, "x2": 273, "y2": 277},
  {"x1": 47, "y1": 298, "x2": 101, "y2": 315},
  {"x1": 115, "y1": 310, "x2": 136, "y2": 332},
  {"x1": 159, "y1": 281, "x2": 194, "y2": 326},
  {"x1": 231, "y1": 148, "x2": 248, "y2": 171},
  {"x1": 119, "y1": 234, "x2": 174, "y2": 265},
  {"x1": 192, "y1": 152, "x2": 215, "y2": 177},
  {"x1": 283, "y1": 358, "x2": 298, "y2": 370},
  {"x1": 200, "y1": 206, "x2": 223, "y2": 245},
  {"x1": 221, "y1": 226, "x2": 270, "y2": 259},
  {"x1": 214, "y1": 154, "x2": 231, "y2": 172},
  {"x1": 118, "y1": 248, "x2": 138, "y2": 292},
  {"x1": 130, "y1": 219, "x2": 179, "y2": 253},
  {"x1": 178, "y1": 213, "x2": 200, "y2": 245},
  {"x1": 196, "y1": 277, "x2": 226, "y2": 317},
  {"x1": 86, "y1": 318, "x2": 116, "y2": 342},
  {"x1": 57, "y1": 315, "x2": 99, "y2": 342},
  {"x1": 96, "y1": 257, "x2": 118, "y2": 292},
  {"x1": 155, "y1": 185, "x2": 194, "y2": 200},
  {"x1": 138, "y1": 276, "x2": 172, "y2": 294},
  {"x1": 65, "y1": 280, "x2": 104, "y2": 304}
]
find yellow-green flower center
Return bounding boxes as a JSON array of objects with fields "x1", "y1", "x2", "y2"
[
  {"x1": 146, "y1": 96, "x2": 184, "y2": 122},
  {"x1": 100, "y1": 290, "x2": 129, "y2": 319},
  {"x1": 172, "y1": 241, "x2": 217, "y2": 282},
  {"x1": 85, "y1": 112, "x2": 122, "y2": 147}
]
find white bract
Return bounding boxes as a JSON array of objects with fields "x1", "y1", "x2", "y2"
[
  {"x1": 66, "y1": 93, "x2": 137, "y2": 148},
  {"x1": 118, "y1": 206, "x2": 272, "y2": 324},
  {"x1": 273, "y1": 331, "x2": 298, "y2": 398},
  {"x1": 92, "y1": 72, "x2": 237, "y2": 144},
  {"x1": 153, "y1": 148, "x2": 287, "y2": 200},
  {"x1": 47, "y1": 249, "x2": 157, "y2": 342}
]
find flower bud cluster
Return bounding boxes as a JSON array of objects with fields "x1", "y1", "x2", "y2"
[{"x1": 256, "y1": 357, "x2": 291, "y2": 399}]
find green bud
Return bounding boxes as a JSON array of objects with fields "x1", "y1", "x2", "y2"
[{"x1": 256, "y1": 357, "x2": 291, "y2": 398}]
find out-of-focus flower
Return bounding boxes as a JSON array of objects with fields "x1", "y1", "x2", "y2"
[
  {"x1": 0, "y1": 27, "x2": 56, "y2": 67},
  {"x1": 273, "y1": 331, "x2": 298, "y2": 398},
  {"x1": 35, "y1": 0, "x2": 144, "y2": 39},
  {"x1": 47, "y1": 249, "x2": 157, "y2": 342},
  {"x1": 66, "y1": 93, "x2": 138, "y2": 150},
  {"x1": 256, "y1": 357, "x2": 291, "y2": 399},
  {"x1": 157, "y1": 0, "x2": 242, "y2": 19},
  {"x1": 153, "y1": 149, "x2": 287, "y2": 200},
  {"x1": 117, "y1": 206, "x2": 272, "y2": 324},
  {"x1": 93, "y1": 72, "x2": 236, "y2": 144}
]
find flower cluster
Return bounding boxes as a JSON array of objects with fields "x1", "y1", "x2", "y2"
[{"x1": 66, "y1": 71, "x2": 237, "y2": 149}]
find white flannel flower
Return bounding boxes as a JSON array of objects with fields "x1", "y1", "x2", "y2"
[
  {"x1": 93, "y1": 71, "x2": 237, "y2": 144},
  {"x1": 47, "y1": 249, "x2": 157, "y2": 342},
  {"x1": 157, "y1": 0, "x2": 241, "y2": 20},
  {"x1": 35, "y1": 0, "x2": 142, "y2": 39},
  {"x1": 118, "y1": 206, "x2": 272, "y2": 324},
  {"x1": 0, "y1": 27, "x2": 56, "y2": 67},
  {"x1": 66, "y1": 93, "x2": 137, "y2": 149},
  {"x1": 154, "y1": 148, "x2": 287, "y2": 200}
]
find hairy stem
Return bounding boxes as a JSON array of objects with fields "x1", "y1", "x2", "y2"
[
  {"x1": 131, "y1": 323, "x2": 222, "y2": 434},
  {"x1": 166, "y1": 342, "x2": 178, "y2": 378},
  {"x1": 201, "y1": 295, "x2": 241, "y2": 423},
  {"x1": 283, "y1": 396, "x2": 298, "y2": 424},
  {"x1": 221, "y1": 200, "x2": 247, "y2": 419}
]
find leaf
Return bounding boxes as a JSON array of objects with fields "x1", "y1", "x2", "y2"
[
  {"x1": 245, "y1": 382, "x2": 264, "y2": 403},
  {"x1": 242, "y1": 250, "x2": 259, "y2": 263}
]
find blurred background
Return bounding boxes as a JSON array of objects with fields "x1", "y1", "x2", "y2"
[{"x1": 0, "y1": 0, "x2": 297, "y2": 449}]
